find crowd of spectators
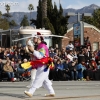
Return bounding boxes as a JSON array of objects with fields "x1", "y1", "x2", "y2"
[
  {"x1": 0, "y1": 45, "x2": 31, "y2": 82},
  {"x1": 49, "y1": 38, "x2": 100, "y2": 81},
  {"x1": 0, "y1": 37, "x2": 100, "y2": 82}
]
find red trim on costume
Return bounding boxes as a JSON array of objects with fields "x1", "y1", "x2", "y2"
[{"x1": 30, "y1": 57, "x2": 54, "y2": 69}]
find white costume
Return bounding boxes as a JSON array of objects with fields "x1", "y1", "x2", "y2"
[
  {"x1": 27, "y1": 54, "x2": 37, "y2": 88},
  {"x1": 24, "y1": 40, "x2": 55, "y2": 97},
  {"x1": 27, "y1": 69, "x2": 37, "y2": 88}
]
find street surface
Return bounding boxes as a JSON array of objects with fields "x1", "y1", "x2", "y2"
[{"x1": 0, "y1": 81, "x2": 100, "y2": 100}]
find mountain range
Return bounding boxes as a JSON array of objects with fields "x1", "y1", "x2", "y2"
[{"x1": 8, "y1": 4, "x2": 100, "y2": 25}]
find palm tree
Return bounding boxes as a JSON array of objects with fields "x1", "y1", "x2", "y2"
[
  {"x1": 28, "y1": 4, "x2": 34, "y2": 20},
  {"x1": 42, "y1": 0, "x2": 47, "y2": 27},
  {"x1": 3, "y1": 4, "x2": 11, "y2": 18},
  {"x1": 5, "y1": 4, "x2": 10, "y2": 14}
]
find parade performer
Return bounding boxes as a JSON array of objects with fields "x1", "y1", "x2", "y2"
[
  {"x1": 24, "y1": 32, "x2": 55, "y2": 97},
  {"x1": 26, "y1": 53, "x2": 37, "y2": 88}
]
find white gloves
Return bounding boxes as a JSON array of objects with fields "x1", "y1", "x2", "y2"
[{"x1": 27, "y1": 39, "x2": 33, "y2": 47}]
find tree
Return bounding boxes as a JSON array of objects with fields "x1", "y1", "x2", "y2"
[
  {"x1": 48, "y1": 2, "x2": 69, "y2": 47},
  {"x1": 0, "y1": 18, "x2": 9, "y2": 30},
  {"x1": 3, "y1": 4, "x2": 12, "y2": 20},
  {"x1": 20, "y1": 15, "x2": 29, "y2": 26},
  {"x1": 43, "y1": 17, "x2": 55, "y2": 34},
  {"x1": 28, "y1": 4, "x2": 34, "y2": 20},
  {"x1": 82, "y1": 8, "x2": 100, "y2": 29},
  {"x1": 9, "y1": 20, "x2": 17, "y2": 28},
  {"x1": 5, "y1": 4, "x2": 10, "y2": 14},
  {"x1": 47, "y1": 0, "x2": 53, "y2": 21},
  {"x1": 36, "y1": 0, "x2": 42, "y2": 28},
  {"x1": 0, "y1": 11, "x2": 2, "y2": 19},
  {"x1": 42, "y1": 0, "x2": 47, "y2": 27},
  {"x1": 30, "y1": 0, "x2": 42, "y2": 28}
]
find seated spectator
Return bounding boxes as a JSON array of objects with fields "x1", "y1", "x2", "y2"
[
  {"x1": 13, "y1": 51, "x2": 22, "y2": 62},
  {"x1": 6, "y1": 56, "x2": 11, "y2": 63},
  {"x1": 57, "y1": 51, "x2": 62, "y2": 59},
  {"x1": 68, "y1": 60, "x2": 78, "y2": 80},
  {"x1": 3, "y1": 61, "x2": 15, "y2": 81},
  {"x1": 49, "y1": 48, "x2": 56, "y2": 58},
  {"x1": 86, "y1": 59, "x2": 97, "y2": 81},
  {"x1": 0, "y1": 59, "x2": 4, "y2": 81},
  {"x1": 76, "y1": 61, "x2": 86, "y2": 80},
  {"x1": 17, "y1": 59, "x2": 25, "y2": 74},
  {"x1": 11, "y1": 57, "x2": 16, "y2": 71},
  {"x1": 54, "y1": 59, "x2": 64, "y2": 80},
  {"x1": 63, "y1": 58, "x2": 70, "y2": 80},
  {"x1": 0, "y1": 48, "x2": 4, "y2": 59},
  {"x1": 61, "y1": 49, "x2": 67, "y2": 60},
  {"x1": 97, "y1": 60, "x2": 100, "y2": 69},
  {"x1": 55, "y1": 59, "x2": 64, "y2": 71}
]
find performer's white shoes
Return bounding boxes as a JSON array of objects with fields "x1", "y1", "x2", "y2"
[
  {"x1": 45, "y1": 94, "x2": 55, "y2": 97},
  {"x1": 24, "y1": 91, "x2": 32, "y2": 97}
]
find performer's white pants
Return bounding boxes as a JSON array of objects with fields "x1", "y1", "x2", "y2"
[
  {"x1": 27, "y1": 69, "x2": 37, "y2": 87},
  {"x1": 28, "y1": 65, "x2": 55, "y2": 95}
]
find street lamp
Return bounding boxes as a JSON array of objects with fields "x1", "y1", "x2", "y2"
[{"x1": 66, "y1": 12, "x2": 92, "y2": 46}]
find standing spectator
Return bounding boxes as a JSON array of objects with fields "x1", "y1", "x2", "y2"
[
  {"x1": 78, "y1": 50, "x2": 85, "y2": 64},
  {"x1": 85, "y1": 37, "x2": 91, "y2": 51},
  {"x1": 84, "y1": 48, "x2": 91, "y2": 62},
  {"x1": 66, "y1": 41, "x2": 74, "y2": 50}
]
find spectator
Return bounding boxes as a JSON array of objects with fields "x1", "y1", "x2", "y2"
[
  {"x1": 66, "y1": 41, "x2": 74, "y2": 51},
  {"x1": 49, "y1": 48, "x2": 55, "y2": 58},
  {"x1": 86, "y1": 59, "x2": 97, "y2": 81},
  {"x1": 0, "y1": 59, "x2": 4, "y2": 81},
  {"x1": 13, "y1": 51, "x2": 22, "y2": 62},
  {"x1": 55, "y1": 59, "x2": 64, "y2": 80},
  {"x1": 3, "y1": 61, "x2": 15, "y2": 81},
  {"x1": 97, "y1": 60, "x2": 100, "y2": 69},
  {"x1": 63, "y1": 58, "x2": 70, "y2": 80},
  {"x1": 76, "y1": 61, "x2": 86, "y2": 80},
  {"x1": 68, "y1": 60, "x2": 78, "y2": 80}
]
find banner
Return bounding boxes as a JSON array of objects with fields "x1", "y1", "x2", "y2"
[{"x1": 73, "y1": 22, "x2": 81, "y2": 47}]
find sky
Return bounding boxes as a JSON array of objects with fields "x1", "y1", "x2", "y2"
[{"x1": 0, "y1": 0, "x2": 100, "y2": 13}]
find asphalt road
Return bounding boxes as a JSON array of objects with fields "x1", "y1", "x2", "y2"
[{"x1": 0, "y1": 81, "x2": 100, "y2": 100}]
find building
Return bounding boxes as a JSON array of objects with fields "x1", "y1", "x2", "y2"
[
  {"x1": 62, "y1": 22, "x2": 100, "y2": 51},
  {"x1": 0, "y1": 29, "x2": 19, "y2": 48}
]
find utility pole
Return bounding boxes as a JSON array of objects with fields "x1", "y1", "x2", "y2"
[
  {"x1": 66, "y1": 12, "x2": 92, "y2": 46},
  {"x1": 59, "y1": 0, "x2": 60, "y2": 9}
]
